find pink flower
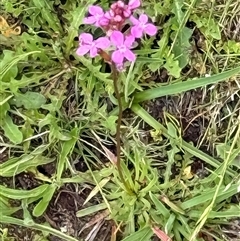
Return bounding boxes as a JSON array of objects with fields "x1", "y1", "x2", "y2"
[
  {"x1": 76, "y1": 33, "x2": 110, "y2": 57},
  {"x1": 110, "y1": 31, "x2": 136, "y2": 65},
  {"x1": 83, "y1": 5, "x2": 105, "y2": 27},
  {"x1": 130, "y1": 14, "x2": 157, "y2": 38},
  {"x1": 123, "y1": 0, "x2": 141, "y2": 17},
  {"x1": 128, "y1": 0, "x2": 141, "y2": 10}
]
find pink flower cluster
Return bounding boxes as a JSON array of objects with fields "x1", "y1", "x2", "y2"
[{"x1": 76, "y1": 0, "x2": 157, "y2": 69}]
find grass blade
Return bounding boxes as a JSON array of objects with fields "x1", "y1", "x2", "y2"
[
  {"x1": 133, "y1": 67, "x2": 240, "y2": 103},
  {"x1": 180, "y1": 183, "x2": 239, "y2": 210},
  {"x1": 149, "y1": 192, "x2": 169, "y2": 218},
  {"x1": 121, "y1": 227, "x2": 153, "y2": 241}
]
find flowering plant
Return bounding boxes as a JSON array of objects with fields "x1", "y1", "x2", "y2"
[
  {"x1": 76, "y1": 0, "x2": 157, "y2": 191},
  {"x1": 76, "y1": 0, "x2": 157, "y2": 70}
]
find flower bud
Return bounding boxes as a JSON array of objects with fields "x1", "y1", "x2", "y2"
[
  {"x1": 114, "y1": 15, "x2": 122, "y2": 22},
  {"x1": 111, "y1": 2, "x2": 117, "y2": 10},
  {"x1": 117, "y1": 1, "x2": 125, "y2": 8}
]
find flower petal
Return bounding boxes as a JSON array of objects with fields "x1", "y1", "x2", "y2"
[
  {"x1": 124, "y1": 35, "x2": 135, "y2": 48},
  {"x1": 131, "y1": 26, "x2": 143, "y2": 38},
  {"x1": 128, "y1": 0, "x2": 141, "y2": 9},
  {"x1": 76, "y1": 45, "x2": 90, "y2": 56},
  {"x1": 129, "y1": 15, "x2": 139, "y2": 25},
  {"x1": 83, "y1": 16, "x2": 96, "y2": 25},
  {"x1": 79, "y1": 33, "x2": 93, "y2": 44},
  {"x1": 123, "y1": 9, "x2": 131, "y2": 18},
  {"x1": 145, "y1": 23, "x2": 157, "y2": 36},
  {"x1": 99, "y1": 17, "x2": 109, "y2": 26},
  {"x1": 110, "y1": 31, "x2": 124, "y2": 46},
  {"x1": 139, "y1": 14, "x2": 148, "y2": 24},
  {"x1": 89, "y1": 47, "x2": 98, "y2": 57},
  {"x1": 112, "y1": 50, "x2": 124, "y2": 64},
  {"x1": 124, "y1": 49, "x2": 136, "y2": 62},
  {"x1": 95, "y1": 37, "x2": 110, "y2": 49},
  {"x1": 88, "y1": 5, "x2": 104, "y2": 15}
]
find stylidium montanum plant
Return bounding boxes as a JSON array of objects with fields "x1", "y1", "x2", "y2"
[{"x1": 76, "y1": 0, "x2": 157, "y2": 192}]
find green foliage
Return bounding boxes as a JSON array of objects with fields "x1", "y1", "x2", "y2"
[
  {"x1": 0, "y1": 0, "x2": 239, "y2": 241},
  {"x1": 12, "y1": 92, "x2": 46, "y2": 109}
]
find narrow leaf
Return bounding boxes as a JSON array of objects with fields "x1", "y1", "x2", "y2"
[
  {"x1": 83, "y1": 178, "x2": 110, "y2": 205},
  {"x1": 121, "y1": 227, "x2": 153, "y2": 241},
  {"x1": 33, "y1": 184, "x2": 57, "y2": 217},
  {"x1": 57, "y1": 127, "x2": 79, "y2": 181},
  {"x1": 149, "y1": 192, "x2": 169, "y2": 218},
  {"x1": 76, "y1": 203, "x2": 108, "y2": 218},
  {"x1": 134, "y1": 67, "x2": 240, "y2": 103},
  {"x1": 0, "y1": 184, "x2": 48, "y2": 199},
  {"x1": 0, "y1": 154, "x2": 54, "y2": 177}
]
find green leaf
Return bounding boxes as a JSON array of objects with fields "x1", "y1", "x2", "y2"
[
  {"x1": 83, "y1": 178, "x2": 110, "y2": 205},
  {"x1": 0, "y1": 184, "x2": 48, "y2": 199},
  {"x1": 42, "y1": 94, "x2": 65, "y2": 112},
  {"x1": 22, "y1": 121, "x2": 35, "y2": 152},
  {"x1": 0, "y1": 50, "x2": 18, "y2": 82},
  {"x1": 172, "y1": 27, "x2": 193, "y2": 68},
  {"x1": 149, "y1": 192, "x2": 169, "y2": 218},
  {"x1": 12, "y1": 91, "x2": 46, "y2": 109},
  {"x1": 76, "y1": 203, "x2": 108, "y2": 218},
  {"x1": 121, "y1": 227, "x2": 153, "y2": 241},
  {"x1": 0, "y1": 94, "x2": 11, "y2": 121},
  {"x1": 0, "y1": 154, "x2": 54, "y2": 177},
  {"x1": 161, "y1": 196, "x2": 185, "y2": 215},
  {"x1": 104, "y1": 115, "x2": 118, "y2": 135},
  {"x1": 164, "y1": 146, "x2": 179, "y2": 185},
  {"x1": 188, "y1": 205, "x2": 240, "y2": 219},
  {"x1": 33, "y1": 184, "x2": 57, "y2": 217},
  {"x1": 0, "y1": 50, "x2": 40, "y2": 81},
  {"x1": 148, "y1": 25, "x2": 171, "y2": 72},
  {"x1": 1, "y1": 114, "x2": 23, "y2": 144},
  {"x1": 56, "y1": 127, "x2": 79, "y2": 181},
  {"x1": 171, "y1": 0, "x2": 184, "y2": 24},
  {"x1": 165, "y1": 213, "x2": 176, "y2": 234},
  {"x1": 32, "y1": 0, "x2": 63, "y2": 33},
  {"x1": 191, "y1": 14, "x2": 221, "y2": 40},
  {"x1": 163, "y1": 53, "x2": 181, "y2": 78},
  {"x1": 137, "y1": 57, "x2": 164, "y2": 63},
  {"x1": 180, "y1": 183, "x2": 239, "y2": 210},
  {"x1": 0, "y1": 196, "x2": 20, "y2": 215},
  {"x1": 134, "y1": 66, "x2": 240, "y2": 103}
]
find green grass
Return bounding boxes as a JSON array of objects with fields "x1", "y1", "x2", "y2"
[{"x1": 0, "y1": 0, "x2": 240, "y2": 241}]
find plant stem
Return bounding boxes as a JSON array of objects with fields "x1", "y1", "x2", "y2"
[{"x1": 111, "y1": 64, "x2": 133, "y2": 194}]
